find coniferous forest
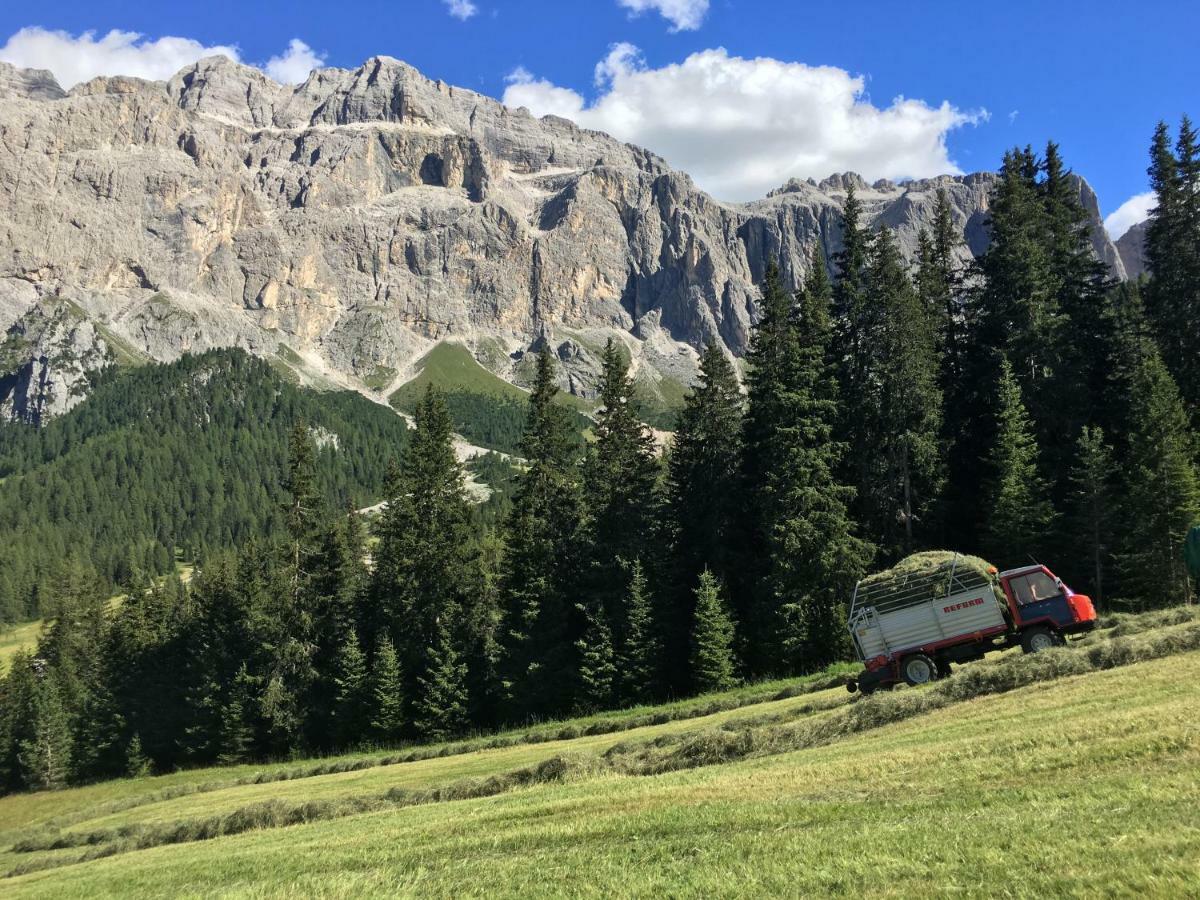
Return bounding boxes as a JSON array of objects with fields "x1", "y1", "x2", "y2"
[{"x1": 1, "y1": 127, "x2": 1198, "y2": 792}]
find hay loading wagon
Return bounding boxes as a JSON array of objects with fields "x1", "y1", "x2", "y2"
[{"x1": 846, "y1": 554, "x2": 1098, "y2": 694}]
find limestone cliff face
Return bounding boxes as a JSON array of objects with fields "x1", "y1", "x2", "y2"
[
  {"x1": 0, "y1": 300, "x2": 112, "y2": 425},
  {"x1": 1116, "y1": 222, "x2": 1148, "y2": 280},
  {"x1": 0, "y1": 56, "x2": 1127, "y2": 411}
]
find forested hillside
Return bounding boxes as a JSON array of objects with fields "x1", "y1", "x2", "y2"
[
  {"x1": 0, "y1": 125, "x2": 1197, "y2": 794},
  {"x1": 0, "y1": 350, "x2": 408, "y2": 623}
]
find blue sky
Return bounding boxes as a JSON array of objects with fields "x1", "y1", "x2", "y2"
[{"x1": 1, "y1": 0, "x2": 1196, "y2": 234}]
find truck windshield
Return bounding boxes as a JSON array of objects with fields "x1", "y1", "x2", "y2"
[{"x1": 1012, "y1": 572, "x2": 1061, "y2": 605}]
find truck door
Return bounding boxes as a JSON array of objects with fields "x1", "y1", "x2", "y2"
[{"x1": 1009, "y1": 570, "x2": 1074, "y2": 627}]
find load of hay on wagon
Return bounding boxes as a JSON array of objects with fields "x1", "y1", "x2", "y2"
[{"x1": 860, "y1": 550, "x2": 999, "y2": 600}]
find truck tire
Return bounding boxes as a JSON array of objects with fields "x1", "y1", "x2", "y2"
[
  {"x1": 902, "y1": 654, "x2": 938, "y2": 686},
  {"x1": 1021, "y1": 626, "x2": 1058, "y2": 654}
]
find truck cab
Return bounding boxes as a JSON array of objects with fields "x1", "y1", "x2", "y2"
[{"x1": 997, "y1": 564, "x2": 1097, "y2": 651}]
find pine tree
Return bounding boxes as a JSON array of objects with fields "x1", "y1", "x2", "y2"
[
  {"x1": 496, "y1": 347, "x2": 583, "y2": 721},
  {"x1": 1117, "y1": 346, "x2": 1200, "y2": 608},
  {"x1": 573, "y1": 599, "x2": 616, "y2": 713},
  {"x1": 980, "y1": 358, "x2": 1056, "y2": 567},
  {"x1": 372, "y1": 386, "x2": 477, "y2": 726},
  {"x1": 17, "y1": 667, "x2": 73, "y2": 790},
  {"x1": 870, "y1": 226, "x2": 944, "y2": 558},
  {"x1": 689, "y1": 571, "x2": 737, "y2": 694},
  {"x1": 617, "y1": 559, "x2": 657, "y2": 704},
  {"x1": 916, "y1": 188, "x2": 967, "y2": 379},
  {"x1": 332, "y1": 633, "x2": 370, "y2": 745},
  {"x1": 410, "y1": 619, "x2": 468, "y2": 742},
  {"x1": 1037, "y1": 143, "x2": 1114, "y2": 509},
  {"x1": 281, "y1": 422, "x2": 323, "y2": 604},
  {"x1": 1067, "y1": 426, "x2": 1115, "y2": 606},
  {"x1": 663, "y1": 341, "x2": 743, "y2": 688},
  {"x1": 307, "y1": 510, "x2": 368, "y2": 748},
  {"x1": 125, "y1": 733, "x2": 152, "y2": 778},
  {"x1": 832, "y1": 184, "x2": 879, "y2": 507},
  {"x1": 1144, "y1": 118, "x2": 1200, "y2": 419},
  {"x1": 976, "y1": 148, "x2": 1059, "y2": 409},
  {"x1": 216, "y1": 664, "x2": 256, "y2": 766},
  {"x1": 582, "y1": 339, "x2": 660, "y2": 684},
  {"x1": 369, "y1": 636, "x2": 405, "y2": 743},
  {"x1": 743, "y1": 254, "x2": 871, "y2": 673}
]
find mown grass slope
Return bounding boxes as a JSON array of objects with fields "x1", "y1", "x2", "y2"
[
  {"x1": 2, "y1": 611, "x2": 1199, "y2": 897},
  {"x1": 389, "y1": 342, "x2": 594, "y2": 453}
]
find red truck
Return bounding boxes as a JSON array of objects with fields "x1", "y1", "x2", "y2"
[{"x1": 846, "y1": 557, "x2": 1097, "y2": 694}]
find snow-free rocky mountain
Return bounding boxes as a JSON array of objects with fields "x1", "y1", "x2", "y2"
[{"x1": 0, "y1": 55, "x2": 1129, "y2": 424}]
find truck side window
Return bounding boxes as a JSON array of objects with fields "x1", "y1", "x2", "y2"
[{"x1": 1015, "y1": 572, "x2": 1060, "y2": 604}]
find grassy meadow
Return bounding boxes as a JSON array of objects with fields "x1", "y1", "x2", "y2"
[{"x1": 1, "y1": 609, "x2": 1198, "y2": 897}]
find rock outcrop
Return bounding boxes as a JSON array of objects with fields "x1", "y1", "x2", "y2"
[
  {"x1": 0, "y1": 55, "x2": 1128, "y2": 413},
  {"x1": 1116, "y1": 221, "x2": 1148, "y2": 280},
  {"x1": 0, "y1": 299, "x2": 112, "y2": 424}
]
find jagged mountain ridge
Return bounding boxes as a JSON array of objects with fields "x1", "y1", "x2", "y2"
[{"x1": 0, "y1": 54, "x2": 1127, "y2": 421}]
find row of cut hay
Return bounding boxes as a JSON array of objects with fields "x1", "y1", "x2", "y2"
[
  {"x1": 27, "y1": 664, "x2": 852, "y2": 838},
  {"x1": 12, "y1": 611, "x2": 1198, "y2": 877},
  {"x1": 606, "y1": 619, "x2": 1200, "y2": 776}
]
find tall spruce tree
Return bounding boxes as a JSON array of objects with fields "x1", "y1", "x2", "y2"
[
  {"x1": 617, "y1": 559, "x2": 657, "y2": 704},
  {"x1": 497, "y1": 347, "x2": 583, "y2": 720},
  {"x1": 573, "y1": 598, "x2": 616, "y2": 713},
  {"x1": 869, "y1": 227, "x2": 944, "y2": 558},
  {"x1": 410, "y1": 619, "x2": 468, "y2": 741},
  {"x1": 742, "y1": 254, "x2": 871, "y2": 673},
  {"x1": 1037, "y1": 143, "x2": 1114, "y2": 508},
  {"x1": 976, "y1": 149, "x2": 1060, "y2": 406},
  {"x1": 689, "y1": 571, "x2": 737, "y2": 694},
  {"x1": 1117, "y1": 344, "x2": 1200, "y2": 608},
  {"x1": 307, "y1": 510, "x2": 368, "y2": 746},
  {"x1": 916, "y1": 189, "x2": 966, "y2": 379},
  {"x1": 581, "y1": 340, "x2": 659, "y2": 701},
  {"x1": 1066, "y1": 426, "x2": 1115, "y2": 606},
  {"x1": 18, "y1": 667, "x2": 73, "y2": 791},
  {"x1": 917, "y1": 189, "x2": 986, "y2": 550},
  {"x1": 663, "y1": 341, "x2": 744, "y2": 688},
  {"x1": 371, "y1": 386, "x2": 475, "y2": 730},
  {"x1": 332, "y1": 633, "x2": 370, "y2": 746},
  {"x1": 980, "y1": 358, "x2": 1056, "y2": 567},
  {"x1": 369, "y1": 636, "x2": 405, "y2": 742},
  {"x1": 1144, "y1": 117, "x2": 1200, "y2": 419},
  {"x1": 832, "y1": 184, "x2": 879, "y2": 508}
]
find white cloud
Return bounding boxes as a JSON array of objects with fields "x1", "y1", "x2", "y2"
[
  {"x1": 0, "y1": 27, "x2": 326, "y2": 89},
  {"x1": 443, "y1": 0, "x2": 479, "y2": 21},
  {"x1": 264, "y1": 39, "x2": 325, "y2": 84},
  {"x1": 0, "y1": 27, "x2": 241, "y2": 89},
  {"x1": 503, "y1": 45, "x2": 984, "y2": 201},
  {"x1": 1104, "y1": 191, "x2": 1156, "y2": 240},
  {"x1": 617, "y1": 0, "x2": 709, "y2": 31}
]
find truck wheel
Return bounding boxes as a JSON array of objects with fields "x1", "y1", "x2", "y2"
[
  {"x1": 902, "y1": 654, "x2": 938, "y2": 686},
  {"x1": 1021, "y1": 627, "x2": 1057, "y2": 654}
]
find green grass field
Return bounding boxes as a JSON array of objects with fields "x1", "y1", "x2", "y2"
[
  {"x1": 389, "y1": 342, "x2": 530, "y2": 408},
  {"x1": 0, "y1": 620, "x2": 41, "y2": 677},
  {"x1": 389, "y1": 342, "x2": 594, "y2": 453},
  {"x1": 1, "y1": 611, "x2": 1198, "y2": 897},
  {"x1": 0, "y1": 565, "x2": 193, "y2": 676}
]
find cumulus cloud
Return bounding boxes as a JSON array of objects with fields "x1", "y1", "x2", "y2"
[
  {"x1": 0, "y1": 26, "x2": 241, "y2": 88},
  {"x1": 264, "y1": 39, "x2": 325, "y2": 83},
  {"x1": 443, "y1": 0, "x2": 479, "y2": 21},
  {"x1": 617, "y1": 0, "x2": 709, "y2": 31},
  {"x1": 503, "y1": 44, "x2": 984, "y2": 201},
  {"x1": 1104, "y1": 191, "x2": 1155, "y2": 240},
  {"x1": 0, "y1": 27, "x2": 323, "y2": 89}
]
